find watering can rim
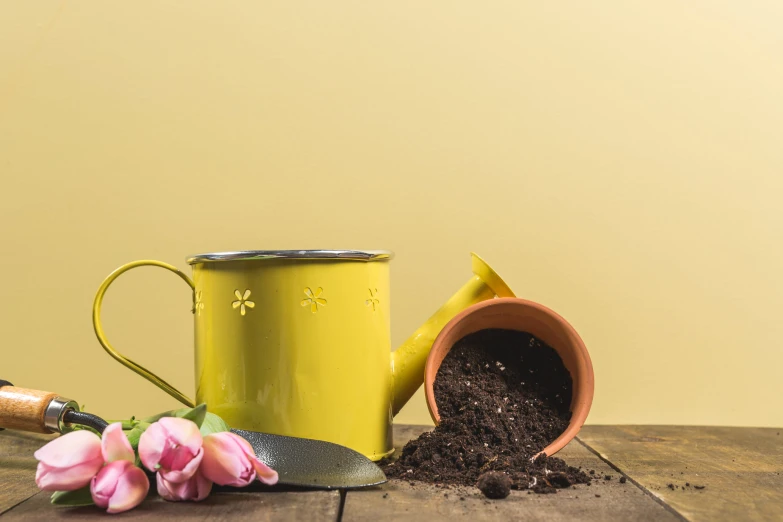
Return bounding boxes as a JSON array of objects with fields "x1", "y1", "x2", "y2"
[{"x1": 187, "y1": 249, "x2": 393, "y2": 265}]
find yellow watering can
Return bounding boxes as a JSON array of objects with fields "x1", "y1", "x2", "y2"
[{"x1": 93, "y1": 250, "x2": 514, "y2": 460}]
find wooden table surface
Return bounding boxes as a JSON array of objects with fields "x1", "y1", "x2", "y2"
[{"x1": 1, "y1": 425, "x2": 780, "y2": 521}]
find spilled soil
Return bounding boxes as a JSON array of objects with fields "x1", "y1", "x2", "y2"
[{"x1": 383, "y1": 329, "x2": 591, "y2": 494}]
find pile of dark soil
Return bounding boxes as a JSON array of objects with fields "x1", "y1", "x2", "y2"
[{"x1": 384, "y1": 329, "x2": 591, "y2": 494}]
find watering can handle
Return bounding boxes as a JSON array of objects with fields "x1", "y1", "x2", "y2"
[{"x1": 92, "y1": 260, "x2": 196, "y2": 408}]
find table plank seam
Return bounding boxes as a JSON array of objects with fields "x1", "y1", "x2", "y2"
[
  {"x1": 0, "y1": 490, "x2": 41, "y2": 518},
  {"x1": 574, "y1": 436, "x2": 689, "y2": 522},
  {"x1": 337, "y1": 490, "x2": 346, "y2": 522}
]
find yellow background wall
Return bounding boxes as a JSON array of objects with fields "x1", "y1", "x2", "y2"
[{"x1": 1, "y1": 2, "x2": 781, "y2": 428}]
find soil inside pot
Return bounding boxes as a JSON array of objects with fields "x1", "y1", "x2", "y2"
[{"x1": 383, "y1": 329, "x2": 591, "y2": 494}]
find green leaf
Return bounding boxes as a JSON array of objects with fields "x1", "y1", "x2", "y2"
[
  {"x1": 139, "y1": 404, "x2": 230, "y2": 436},
  {"x1": 125, "y1": 422, "x2": 150, "y2": 450},
  {"x1": 199, "y1": 412, "x2": 231, "y2": 437},
  {"x1": 140, "y1": 409, "x2": 175, "y2": 423},
  {"x1": 141, "y1": 404, "x2": 208, "y2": 428},
  {"x1": 51, "y1": 487, "x2": 94, "y2": 507},
  {"x1": 178, "y1": 403, "x2": 207, "y2": 427}
]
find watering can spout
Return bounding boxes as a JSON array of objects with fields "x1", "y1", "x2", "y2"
[{"x1": 390, "y1": 253, "x2": 515, "y2": 416}]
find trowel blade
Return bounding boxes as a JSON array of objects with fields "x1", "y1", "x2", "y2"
[{"x1": 231, "y1": 429, "x2": 387, "y2": 489}]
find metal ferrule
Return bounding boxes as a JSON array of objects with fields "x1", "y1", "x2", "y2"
[{"x1": 44, "y1": 397, "x2": 80, "y2": 433}]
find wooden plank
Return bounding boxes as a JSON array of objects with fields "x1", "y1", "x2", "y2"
[
  {"x1": 342, "y1": 425, "x2": 679, "y2": 522},
  {"x1": 578, "y1": 426, "x2": 783, "y2": 522},
  {"x1": 3, "y1": 489, "x2": 341, "y2": 521},
  {"x1": 0, "y1": 431, "x2": 56, "y2": 515}
]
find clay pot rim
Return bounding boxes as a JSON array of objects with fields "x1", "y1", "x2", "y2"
[{"x1": 424, "y1": 297, "x2": 594, "y2": 458}]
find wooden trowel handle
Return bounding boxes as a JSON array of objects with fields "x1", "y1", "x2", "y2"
[{"x1": 0, "y1": 381, "x2": 78, "y2": 434}]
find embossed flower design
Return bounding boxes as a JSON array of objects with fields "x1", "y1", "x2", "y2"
[
  {"x1": 301, "y1": 287, "x2": 327, "y2": 313},
  {"x1": 193, "y1": 291, "x2": 205, "y2": 316},
  {"x1": 365, "y1": 288, "x2": 380, "y2": 311},
  {"x1": 232, "y1": 289, "x2": 255, "y2": 316}
]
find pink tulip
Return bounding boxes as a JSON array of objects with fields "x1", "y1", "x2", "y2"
[
  {"x1": 90, "y1": 460, "x2": 150, "y2": 514},
  {"x1": 200, "y1": 432, "x2": 278, "y2": 487},
  {"x1": 34, "y1": 430, "x2": 104, "y2": 491},
  {"x1": 156, "y1": 471, "x2": 212, "y2": 502},
  {"x1": 138, "y1": 417, "x2": 203, "y2": 483},
  {"x1": 101, "y1": 422, "x2": 135, "y2": 463}
]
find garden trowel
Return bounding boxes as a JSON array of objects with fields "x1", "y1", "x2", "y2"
[{"x1": 0, "y1": 381, "x2": 386, "y2": 490}]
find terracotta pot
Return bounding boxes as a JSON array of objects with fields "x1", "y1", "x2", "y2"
[{"x1": 424, "y1": 297, "x2": 594, "y2": 457}]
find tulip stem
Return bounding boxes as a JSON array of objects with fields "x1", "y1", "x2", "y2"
[{"x1": 104, "y1": 419, "x2": 139, "y2": 430}]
